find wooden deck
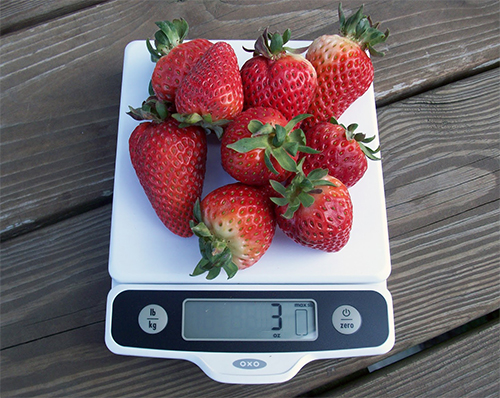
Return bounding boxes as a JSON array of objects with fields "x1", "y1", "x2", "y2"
[{"x1": 1, "y1": 1, "x2": 499, "y2": 396}]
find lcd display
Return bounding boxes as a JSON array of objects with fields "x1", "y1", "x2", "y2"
[{"x1": 182, "y1": 299, "x2": 318, "y2": 341}]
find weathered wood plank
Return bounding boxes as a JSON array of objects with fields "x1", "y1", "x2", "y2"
[
  {"x1": 0, "y1": 0, "x2": 108, "y2": 35},
  {"x1": 1, "y1": 0, "x2": 498, "y2": 240},
  {"x1": 0, "y1": 205, "x2": 112, "y2": 350},
  {"x1": 2, "y1": 69, "x2": 499, "y2": 396},
  {"x1": 379, "y1": 67, "x2": 500, "y2": 350},
  {"x1": 317, "y1": 318, "x2": 500, "y2": 397}
]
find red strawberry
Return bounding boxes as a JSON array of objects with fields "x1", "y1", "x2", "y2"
[
  {"x1": 147, "y1": 18, "x2": 212, "y2": 105},
  {"x1": 129, "y1": 117, "x2": 207, "y2": 237},
  {"x1": 190, "y1": 183, "x2": 276, "y2": 279},
  {"x1": 271, "y1": 165, "x2": 353, "y2": 252},
  {"x1": 240, "y1": 29, "x2": 317, "y2": 122},
  {"x1": 221, "y1": 107, "x2": 316, "y2": 185},
  {"x1": 302, "y1": 4, "x2": 389, "y2": 130},
  {"x1": 174, "y1": 41, "x2": 244, "y2": 137},
  {"x1": 301, "y1": 118, "x2": 380, "y2": 187}
]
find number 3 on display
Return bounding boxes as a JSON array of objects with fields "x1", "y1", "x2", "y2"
[{"x1": 272, "y1": 303, "x2": 282, "y2": 331}]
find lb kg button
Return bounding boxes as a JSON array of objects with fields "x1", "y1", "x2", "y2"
[
  {"x1": 332, "y1": 305, "x2": 361, "y2": 334},
  {"x1": 138, "y1": 304, "x2": 168, "y2": 334}
]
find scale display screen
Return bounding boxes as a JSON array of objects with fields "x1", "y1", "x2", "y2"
[{"x1": 182, "y1": 299, "x2": 318, "y2": 341}]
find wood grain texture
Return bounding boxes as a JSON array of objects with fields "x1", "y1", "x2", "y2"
[
  {"x1": 318, "y1": 319, "x2": 500, "y2": 397},
  {"x1": 380, "y1": 67, "x2": 500, "y2": 350},
  {"x1": 0, "y1": 206, "x2": 111, "y2": 350},
  {"x1": 1, "y1": 0, "x2": 499, "y2": 240},
  {"x1": 0, "y1": 0, "x2": 108, "y2": 34},
  {"x1": 2, "y1": 69, "x2": 498, "y2": 397}
]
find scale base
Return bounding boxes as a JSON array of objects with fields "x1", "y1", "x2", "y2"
[{"x1": 105, "y1": 283, "x2": 394, "y2": 384}]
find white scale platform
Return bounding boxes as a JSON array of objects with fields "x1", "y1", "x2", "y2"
[{"x1": 105, "y1": 40, "x2": 395, "y2": 384}]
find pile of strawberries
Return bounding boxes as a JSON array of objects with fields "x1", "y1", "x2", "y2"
[{"x1": 128, "y1": 4, "x2": 389, "y2": 279}]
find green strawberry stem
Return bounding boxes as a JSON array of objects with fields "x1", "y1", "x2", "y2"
[
  {"x1": 338, "y1": 3, "x2": 389, "y2": 57},
  {"x1": 147, "y1": 18, "x2": 189, "y2": 62},
  {"x1": 127, "y1": 96, "x2": 171, "y2": 122},
  {"x1": 190, "y1": 200, "x2": 239, "y2": 280},
  {"x1": 172, "y1": 112, "x2": 229, "y2": 140},
  {"x1": 226, "y1": 114, "x2": 319, "y2": 175},
  {"x1": 330, "y1": 117, "x2": 381, "y2": 160},
  {"x1": 270, "y1": 159, "x2": 336, "y2": 219},
  {"x1": 243, "y1": 27, "x2": 310, "y2": 59}
]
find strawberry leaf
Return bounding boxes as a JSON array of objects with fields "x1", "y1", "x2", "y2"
[
  {"x1": 270, "y1": 197, "x2": 289, "y2": 207},
  {"x1": 272, "y1": 125, "x2": 287, "y2": 146},
  {"x1": 190, "y1": 202, "x2": 239, "y2": 280},
  {"x1": 272, "y1": 161, "x2": 338, "y2": 219},
  {"x1": 282, "y1": 202, "x2": 300, "y2": 219},
  {"x1": 192, "y1": 199, "x2": 202, "y2": 223},
  {"x1": 190, "y1": 222, "x2": 212, "y2": 238},
  {"x1": 226, "y1": 135, "x2": 269, "y2": 153},
  {"x1": 147, "y1": 18, "x2": 189, "y2": 61},
  {"x1": 127, "y1": 96, "x2": 171, "y2": 122},
  {"x1": 272, "y1": 147, "x2": 298, "y2": 172},
  {"x1": 362, "y1": 135, "x2": 376, "y2": 144},
  {"x1": 306, "y1": 168, "x2": 329, "y2": 181},
  {"x1": 347, "y1": 123, "x2": 359, "y2": 133},
  {"x1": 359, "y1": 142, "x2": 381, "y2": 160},
  {"x1": 172, "y1": 112, "x2": 229, "y2": 139},
  {"x1": 338, "y1": 3, "x2": 389, "y2": 56},
  {"x1": 247, "y1": 27, "x2": 310, "y2": 59},
  {"x1": 248, "y1": 120, "x2": 273, "y2": 135},
  {"x1": 284, "y1": 114, "x2": 312, "y2": 130},
  {"x1": 264, "y1": 148, "x2": 279, "y2": 175},
  {"x1": 190, "y1": 259, "x2": 210, "y2": 277},
  {"x1": 269, "y1": 32, "x2": 284, "y2": 54},
  {"x1": 282, "y1": 29, "x2": 291, "y2": 44},
  {"x1": 206, "y1": 266, "x2": 221, "y2": 280},
  {"x1": 298, "y1": 191, "x2": 315, "y2": 208},
  {"x1": 269, "y1": 179, "x2": 287, "y2": 196},
  {"x1": 228, "y1": 115, "x2": 318, "y2": 176},
  {"x1": 222, "y1": 261, "x2": 239, "y2": 279},
  {"x1": 283, "y1": 141, "x2": 299, "y2": 157}
]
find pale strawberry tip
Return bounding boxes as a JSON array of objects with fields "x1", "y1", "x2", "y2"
[{"x1": 190, "y1": 200, "x2": 239, "y2": 279}]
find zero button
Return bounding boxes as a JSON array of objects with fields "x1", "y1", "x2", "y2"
[{"x1": 332, "y1": 305, "x2": 361, "y2": 334}]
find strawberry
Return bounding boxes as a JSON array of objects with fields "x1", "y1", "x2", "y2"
[
  {"x1": 302, "y1": 4, "x2": 389, "y2": 131},
  {"x1": 221, "y1": 107, "x2": 316, "y2": 185},
  {"x1": 240, "y1": 29, "x2": 317, "y2": 122},
  {"x1": 147, "y1": 18, "x2": 212, "y2": 106},
  {"x1": 271, "y1": 163, "x2": 353, "y2": 252},
  {"x1": 190, "y1": 183, "x2": 276, "y2": 279},
  {"x1": 174, "y1": 41, "x2": 244, "y2": 138},
  {"x1": 301, "y1": 118, "x2": 380, "y2": 188},
  {"x1": 129, "y1": 117, "x2": 207, "y2": 237}
]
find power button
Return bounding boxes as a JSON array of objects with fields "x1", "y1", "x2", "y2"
[{"x1": 332, "y1": 305, "x2": 362, "y2": 334}]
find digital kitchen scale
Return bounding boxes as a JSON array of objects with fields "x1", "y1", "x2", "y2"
[{"x1": 105, "y1": 40, "x2": 395, "y2": 384}]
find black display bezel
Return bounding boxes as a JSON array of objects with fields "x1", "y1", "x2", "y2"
[{"x1": 110, "y1": 289, "x2": 389, "y2": 353}]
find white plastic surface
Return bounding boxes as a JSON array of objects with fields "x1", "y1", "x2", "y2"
[{"x1": 108, "y1": 40, "x2": 391, "y2": 285}]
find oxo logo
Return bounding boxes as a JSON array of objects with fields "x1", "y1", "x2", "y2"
[{"x1": 232, "y1": 359, "x2": 267, "y2": 369}]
